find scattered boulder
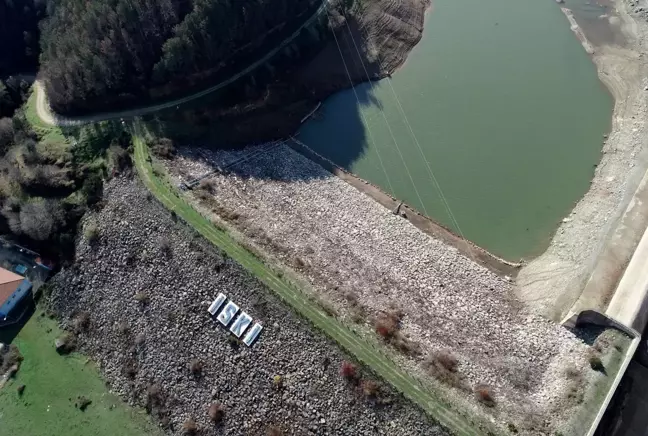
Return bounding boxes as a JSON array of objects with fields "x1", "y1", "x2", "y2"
[{"x1": 55, "y1": 333, "x2": 77, "y2": 355}]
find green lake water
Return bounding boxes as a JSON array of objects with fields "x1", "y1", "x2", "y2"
[{"x1": 298, "y1": 0, "x2": 613, "y2": 260}]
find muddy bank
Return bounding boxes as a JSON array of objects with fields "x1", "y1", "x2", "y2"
[
  {"x1": 160, "y1": 0, "x2": 429, "y2": 145},
  {"x1": 517, "y1": 0, "x2": 648, "y2": 320}
]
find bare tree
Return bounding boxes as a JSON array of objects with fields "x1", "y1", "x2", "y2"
[{"x1": 19, "y1": 198, "x2": 64, "y2": 241}]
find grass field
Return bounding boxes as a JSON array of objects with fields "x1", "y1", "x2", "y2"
[
  {"x1": 24, "y1": 89, "x2": 70, "y2": 145},
  {"x1": 132, "y1": 123, "x2": 494, "y2": 436},
  {"x1": 0, "y1": 308, "x2": 161, "y2": 436}
]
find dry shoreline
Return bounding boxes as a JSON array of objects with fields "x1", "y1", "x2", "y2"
[{"x1": 517, "y1": 0, "x2": 648, "y2": 320}]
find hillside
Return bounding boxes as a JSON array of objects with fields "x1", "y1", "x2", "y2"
[{"x1": 39, "y1": 0, "x2": 322, "y2": 114}]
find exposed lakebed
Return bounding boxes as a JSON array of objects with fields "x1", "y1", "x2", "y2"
[{"x1": 298, "y1": 0, "x2": 613, "y2": 260}]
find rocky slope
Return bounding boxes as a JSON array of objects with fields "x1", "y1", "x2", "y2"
[
  {"x1": 49, "y1": 175, "x2": 447, "y2": 436},
  {"x1": 166, "y1": 144, "x2": 595, "y2": 435}
]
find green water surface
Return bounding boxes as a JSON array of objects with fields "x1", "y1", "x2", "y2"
[{"x1": 298, "y1": 0, "x2": 613, "y2": 260}]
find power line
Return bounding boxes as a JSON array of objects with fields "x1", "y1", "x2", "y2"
[
  {"x1": 322, "y1": 8, "x2": 396, "y2": 195},
  {"x1": 340, "y1": 4, "x2": 470, "y2": 247},
  {"x1": 334, "y1": 8, "x2": 431, "y2": 217}
]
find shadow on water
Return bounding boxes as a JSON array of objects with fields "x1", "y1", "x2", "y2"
[{"x1": 140, "y1": 12, "x2": 379, "y2": 182}]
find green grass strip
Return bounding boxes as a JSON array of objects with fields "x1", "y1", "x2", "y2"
[{"x1": 132, "y1": 127, "x2": 490, "y2": 436}]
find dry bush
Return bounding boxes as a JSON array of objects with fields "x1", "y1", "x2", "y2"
[
  {"x1": 146, "y1": 383, "x2": 166, "y2": 414},
  {"x1": 475, "y1": 385, "x2": 496, "y2": 407},
  {"x1": 266, "y1": 425, "x2": 283, "y2": 436},
  {"x1": 182, "y1": 417, "x2": 199, "y2": 435},
  {"x1": 123, "y1": 358, "x2": 138, "y2": 379},
  {"x1": 116, "y1": 320, "x2": 130, "y2": 336},
  {"x1": 320, "y1": 300, "x2": 338, "y2": 318},
  {"x1": 159, "y1": 238, "x2": 172, "y2": 258},
  {"x1": 196, "y1": 189, "x2": 210, "y2": 201},
  {"x1": 374, "y1": 310, "x2": 402, "y2": 339},
  {"x1": 213, "y1": 204, "x2": 241, "y2": 222},
  {"x1": 434, "y1": 351, "x2": 458, "y2": 372},
  {"x1": 565, "y1": 366, "x2": 581, "y2": 380},
  {"x1": 198, "y1": 178, "x2": 217, "y2": 193},
  {"x1": 340, "y1": 361, "x2": 358, "y2": 381},
  {"x1": 390, "y1": 332, "x2": 421, "y2": 357},
  {"x1": 133, "y1": 292, "x2": 150, "y2": 305},
  {"x1": 189, "y1": 359, "x2": 203, "y2": 375},
  {"x1": 0, "y1": 344, "x2": 24, "y2": 374},
  {"x1": 360, "y1": 379, "x2": 380, "y2": 398},
  {"x1": 151, "y1": 138, "x2": 175, "y2": 159},
  {"x1": 84, "y1": 221, "x2": 100, "y2": 245},
  {"x1": 208, "y1": 402, "x2": 225, "y2": 423},
  {"x1": 564, "y1": 366, "x2": 585, "y2": 405},
  {"x1": 423, "y1": 351, "x2": 467, "y2": 390},
  {"x1": 293, "y1": 256, "x2": 305, "y2": 269},
  {"x1": 72, "y1": 311, "x2": 91, "y2": 333}
]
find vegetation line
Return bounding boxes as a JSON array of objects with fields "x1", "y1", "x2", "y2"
[{"x1": 132, "y1": 123, "x2": 491, "y2": 436}]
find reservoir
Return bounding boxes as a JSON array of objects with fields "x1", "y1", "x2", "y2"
[{"x1": 297, "y1": 0, "x2": 613, "y2": 260}]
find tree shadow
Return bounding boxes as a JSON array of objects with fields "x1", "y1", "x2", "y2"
[{"x1": 141, "y1": 11, "x2": 382, "y2": 183}]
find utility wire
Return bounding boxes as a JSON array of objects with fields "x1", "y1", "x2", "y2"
[
  {"x1": 334, "y1": 7, "x2": 431, "y2": 217},
  {"x1": 339, "y1": 4, "x2": 470, "y2": 248},
  {"x1": 322, "y1": 7, "x2": 396, "y2": 195}
]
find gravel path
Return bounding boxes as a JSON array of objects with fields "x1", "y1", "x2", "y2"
[
  {"x1": 167, "y1": 144, "x2": 592, "y2": 434},
  {"x1": 49, "y1": 176, "x2": 447, "y2": 436}
]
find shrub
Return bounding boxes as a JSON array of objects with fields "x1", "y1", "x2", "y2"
[
  {"x1": 390, "y1": 333, "x2": 421, "y2": 357},
  {"x1": 151, "y1": 138, "x2": 175, "y2": 159},
  {"x1": 134, "y1": 334, "x2": 146, "y2": 347},
  {"x1": 72, "y1": 311, "x2": 91, "y2": 333},
  {"x1": 159, "y1": 238, "x2": 172, "y2": 258},
  {"x1": 182, "y1": 417, "x2": 198, "y2": 435},
  {"x1": 0, "y1": 344, "x2": 24, "y2": 374},
  {"x1": 273, "y1": 375, "x2": 283, "y2": 389},
  {"x1": 133, "y1": 292, "x2": 150, "y2": 305},
  {"x1": 208, "y1": 402, "x2": 225, "y2": 423},
  {"x1": 434, "y1": 351, "x2": 458, "y2": 373},
  {"x1": 146, "y1": 383, "x2": 165, "y2": 413},
  {"x1": 374, "y1": 310, "x2": 402, "y2": 339},
  {"x1": 116, "y1": 320, "x2": 130, "y2": 336},
  {"x1": 340, "y1": 361, "x2": 358, "y2": 381},
  {"x1": 475, "y1": 385, "x2": 496, "y2": 407},
  {"x1": 123, "y1": 358, "x2": 138, "y2": 379},
  {"x1": 589, "y1": 356, "x2": 604, "y2": 372},
  {"x1": 189, "y1": 359, "x2": 203, "y2": 375},
  {"x1": 423, "y1": 352, "x2": 466, "y2": 389},
  {"x1": 507, "y1": 423, "x2": 518, "y2": 433},
  {"x1": 360, "y1": 379, "x2": 380, "y2": 398},
  {"x1": 19, "y1": 198, "x2": 64, "y2": 241},
  {"x1": 293, "y1": 256, "x2": 305, "y2": 269},
  {"x1": 266, "y1": 425, "x2": 283, "y2": 436},
  {"x1": 84, "y1": 221, "x2": 100, "y2": 245}
]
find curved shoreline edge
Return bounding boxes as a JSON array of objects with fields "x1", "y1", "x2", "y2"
[{"x1": 518, "y1": 0, "x2": 648, "y2": 320}]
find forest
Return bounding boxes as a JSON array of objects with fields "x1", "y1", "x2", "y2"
[
  {"x1": 39, "y1": 0, "x2": 321, "y2": 114},
  {"x1": 0, "y1": 0, "x2": 46, "y2": 76}
]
